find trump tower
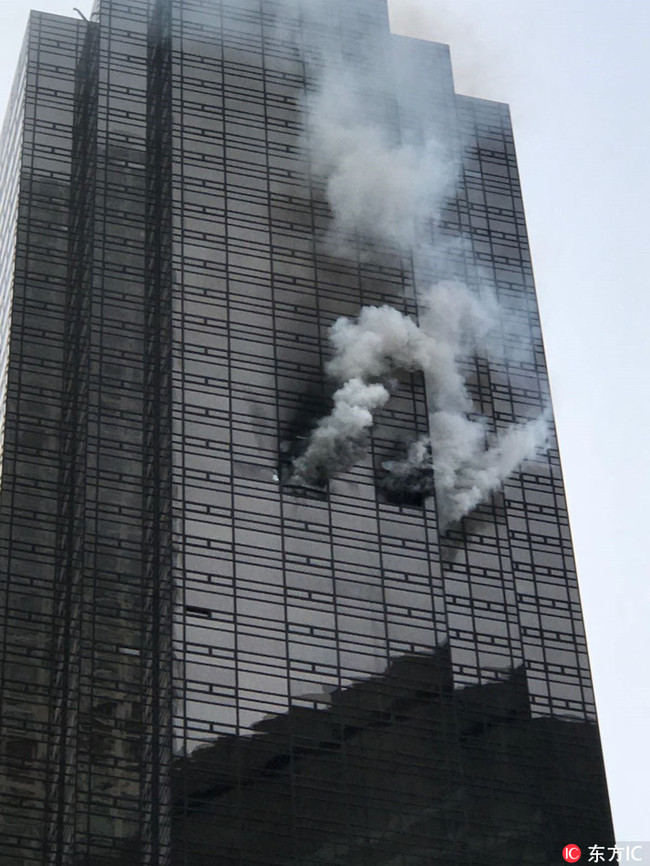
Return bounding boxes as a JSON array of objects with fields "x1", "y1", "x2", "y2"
[{"x1": 0, "y1": 0, "x2": 612, "y2": 863}]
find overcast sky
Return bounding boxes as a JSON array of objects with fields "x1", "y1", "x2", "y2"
[{"x1": 1, "y1": 0, "x2": 648, "y2": 842}]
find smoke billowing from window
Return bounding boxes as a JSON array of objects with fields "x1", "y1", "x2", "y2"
[
  {"x1": 384, "y1": 412, "x2": 550, "y2": 526},
  {"x1": 284, "y1": 9, "x2": 549, "y2": 526},
  {"x1": 288, "y1": 278, "x2": 549, "y2": 524},
  {"x1": 289, "y1": 283, "x2": 490, "y2": 487},
  {"x1": 290, "y1": 377, "x2": 391, "y2": 487}
]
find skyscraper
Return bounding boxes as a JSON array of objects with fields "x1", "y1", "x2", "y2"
[{"x1": 0, "y1": 0, "x2": 613, "y2": 864}]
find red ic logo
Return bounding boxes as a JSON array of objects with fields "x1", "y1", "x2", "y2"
[{"x1": 563, "y1": 845, "x2": 582, "y2": 863}]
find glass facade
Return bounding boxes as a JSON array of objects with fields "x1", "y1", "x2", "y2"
[{"x1": 0, "y1": 0, "x2": 612, "y2": 864}]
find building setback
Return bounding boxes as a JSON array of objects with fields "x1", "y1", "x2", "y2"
[{"x1": 0, "y1": 0, "x2": 612, "y2": 864}]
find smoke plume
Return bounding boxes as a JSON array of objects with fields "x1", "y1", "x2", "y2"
[
  {"x1": 288, "y1": 284, "x2": 549, "y2": 524},
  {"x1": 432, "y1": 412, "x2": 550, "y2": 524},
  {"x1": 383, "y1": 412, "x2": 550, "y2": 526},
  {"x1": 285, "y1": 39, "x2": 550, "y2": 524},
  {"x1": 288, "y1": 285, "x2": 490, "y2": 488},
  {"x1": 289, "y1": 378, "x2": 390, "y2": 487},
  {"x1": 307, "y1": 69, "x2": 455, "y2": 251}
]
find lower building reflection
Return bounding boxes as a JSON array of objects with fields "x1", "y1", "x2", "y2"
[{"x1": 171, "y1": 646, "x2": 613, "y2": 865}]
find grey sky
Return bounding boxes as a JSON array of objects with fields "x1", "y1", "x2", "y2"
[{"x1": 1, "y1": 0, "x2": 648, "y2": 841}]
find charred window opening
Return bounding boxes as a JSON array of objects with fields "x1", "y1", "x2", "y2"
[
  {"x1": 278, "y1": 382, "x2": 334, "y2": 493},
  {"x1": 374, "y1": 437, "x2": 434, "y2": 508}
]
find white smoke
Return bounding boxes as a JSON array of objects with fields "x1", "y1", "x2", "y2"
[
  {"x1": 290, "y1": 378, "x2": 390, "y2": 487},
  {"x1": 286, "y1": 30, "x2": 550, "y2": 524},
  {"x1": 432, "y1": 412, "x2": 550, "y2": 524},
  {"x1": 307, "y1": 69, "x2": 455, "y2": 251},
  {"x1": 381, "y1": 436, "x2": 435, "y2": 496},
  {"x1": 287, "y1": 286, "x2": 486, "y2": 486},
  {"x1": 289, "y1": 283, "x2": 549, "y2": 523},
  {"x1": 289, "y1": 282, "x2": 485, "y2": 486},
  {"x1": 326, "y1": 279, "x2": 493, "y2": 405},
  {"x1": 391, "y1": 412, "x2": 550, "y2": 526}
]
